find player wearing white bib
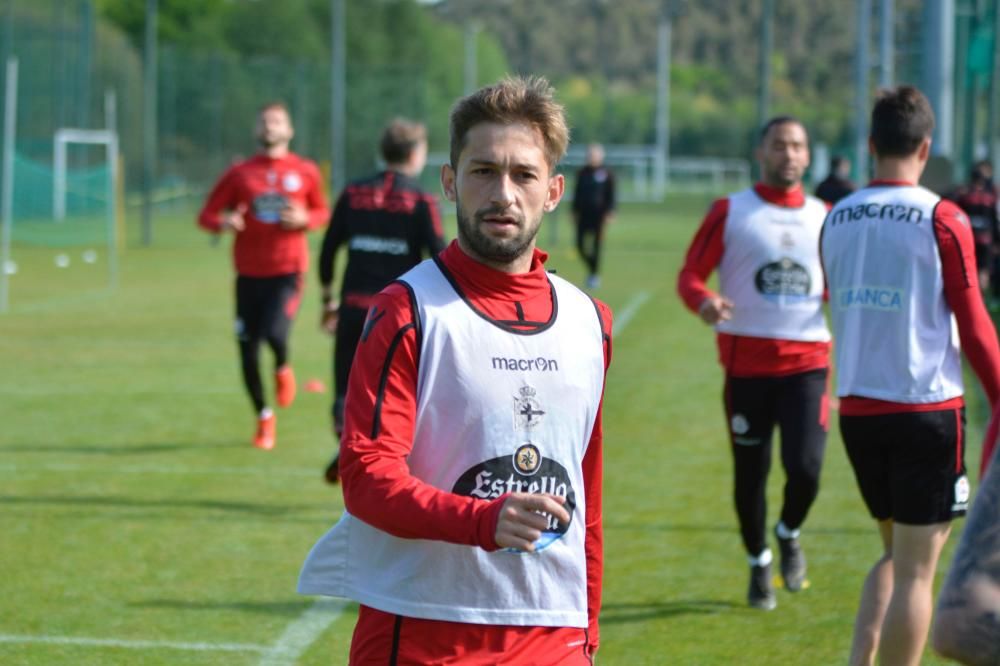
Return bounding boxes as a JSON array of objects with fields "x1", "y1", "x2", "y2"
[
  {"x1": 299, "y1": 77, "x2": 611, "y2": 664},
  {"x1": 821, "y1": 86, "x2": 1000, "y2": 666},
  {"x1": 678, "y1": 116, "x2": 831, "y2": 611}
]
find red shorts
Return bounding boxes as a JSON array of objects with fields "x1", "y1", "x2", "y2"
[{"x1": 349, "y1": 605, "x2": 595, "y2": 665}]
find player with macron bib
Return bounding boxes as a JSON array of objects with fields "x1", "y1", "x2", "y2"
[
  {"x1": 299, "y1": 77, "x2": 611, "y2": 664},
  {"x1": 821, "y1": 85, "x2": 1000, "y2": 666},
  {"x1": 677, "y1": 116, "x2": 831, "y2": 611}
]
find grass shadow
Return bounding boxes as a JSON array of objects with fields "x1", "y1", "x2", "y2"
[
  {"x1": 600, "y1": 599, "x2": 737, "y2": 624},
  {"x1": 0, "y1": 441, "x2": 245, "y2": 455},
  {"x1": 129, "y1": 599, "x2": 316, "y2": 616},
  {"x1": 0, "y1": 493, "x2": 316, "y2": 516}
]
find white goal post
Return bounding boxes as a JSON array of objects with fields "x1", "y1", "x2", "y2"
[{"x1": 52, "y1": 127, "x2": 120, "y2": 286}]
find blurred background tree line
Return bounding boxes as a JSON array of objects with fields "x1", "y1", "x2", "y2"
[{"x1": 2, "y1": 0, "x2": 941, "y2": 195}]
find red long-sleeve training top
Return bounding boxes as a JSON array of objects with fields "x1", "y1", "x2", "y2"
[
  {"x1": 676, "y1": 183, "x2": 831, "y2": 377},
  {"x1": 339, "y1": 240, "x2": 610, "y2": 658},
  {"x1": 198, "y1": 152, "x2": 329, "y2": 277}
]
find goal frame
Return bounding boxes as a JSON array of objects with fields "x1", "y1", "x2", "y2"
[{"x1": 52, "y1": 127, "x2": 120, "y2": 287}]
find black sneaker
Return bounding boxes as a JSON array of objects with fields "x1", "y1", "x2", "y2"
[
  {"x1": 323, "y1": 453, "x2": 340, "y2": 485},
  {"x1": 748, "y1": 563, "x2": 776, "y2": 610},
  {"x1": 775, "y1": 527, "x2": 807, "y2": 592}
]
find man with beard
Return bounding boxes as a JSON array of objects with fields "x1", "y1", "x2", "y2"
[
  {"x1": 198, "y1": 102, "x2": 329, "y2": 450},
  {"x1": 677, "y1": 116, "x2": 831, "y2": 611},
  {"x1": 299, "y1": 76, "x2": 611, "y2": 664}
]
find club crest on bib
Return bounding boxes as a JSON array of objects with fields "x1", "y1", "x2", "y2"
[{"x1": 513, "y1": 385, "x2": 545, "y2": 431}]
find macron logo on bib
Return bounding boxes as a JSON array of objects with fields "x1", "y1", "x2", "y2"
[{"x1": 836, "y1": 286, "x2": 904, "y2": 312}]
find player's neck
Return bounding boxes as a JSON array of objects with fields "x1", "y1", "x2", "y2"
[
  {"x1": 387, "y1": 162, "x2": 415, "y2": 178},
  {"x1": 260, "y1": 145, "x2": 290, "y2": 160},
  {"x1": 873, "y1": 156, "x2": 923, "y2": 186}
]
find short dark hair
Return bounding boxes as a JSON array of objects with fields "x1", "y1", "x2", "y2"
[
  {"x1": 258, "y1": 100, "x2": 290, "y2": 117},
  {"x1": 972, "y1": 159, "x2": 993, "y2": 183},
  {"x1": 759, "y1": 115, "x2": 805, "y2": 144},
  {"x1": 870, "y1": 86, "x2": 935, "y2": 157},
  {"x1": 449, "y1": 76, "x2": 569, "y2": 170},
  {"x1": 831, "y1": 155, "x2": 848, "y2": 170},
  {"x1": 380, "y1": 118, "x2": 426, "y2": 164}
]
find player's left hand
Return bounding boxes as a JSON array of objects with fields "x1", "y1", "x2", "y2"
[{"x1": 279, "y1": 203, "x2": 310, "y2": 230}]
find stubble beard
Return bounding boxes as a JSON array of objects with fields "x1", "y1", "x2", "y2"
[{"x1": 456, "y1": 198, "x2": 540, "y2": 265}]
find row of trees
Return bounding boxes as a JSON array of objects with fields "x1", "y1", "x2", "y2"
[{"x1": 10, "y1": 0, "x2": 940, "y2": 191}]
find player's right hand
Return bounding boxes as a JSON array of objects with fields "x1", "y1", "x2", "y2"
[
  {"x1": 494, "y1": 493, "x2": 571, "y2": 552},
  {"x1": 224, "y1": 205, "x2": 247, "y2": 232},
  {"x1": 320, "y1": 302, "x2": 339, "y2": 335},
  {"x1": 698, "y1": 295, "x2": 734, "y2": 325}
]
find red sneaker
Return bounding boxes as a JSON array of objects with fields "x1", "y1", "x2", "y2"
[
  {"x1": 275, "y1": 365, "x2": 297, "y2": 408},
  {"x1": 253, "y1": 412, "x2": 276, "y2": 450}
]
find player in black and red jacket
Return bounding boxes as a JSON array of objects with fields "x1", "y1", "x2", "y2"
[
  {"x1": 198, "y1": 102, "x2": 329, "y2": 451},
  {"x1": 945, "y1": 160, "x2": 1000, "y2": 305},
  {"x1": 317, "y1": 119, "x2": 445, "y2": 483}
]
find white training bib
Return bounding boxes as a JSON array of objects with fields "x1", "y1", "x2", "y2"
[
  {"x1": 715, "y1": 188, "x2": 830, "y2": 342},
  {"x1": 298, "y1": 258, "x2": 605, "y2": 627},
  {"x1": 821, "y1": 184, "x2": 963, "y2": 402}
]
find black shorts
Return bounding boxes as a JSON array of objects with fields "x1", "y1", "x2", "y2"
[
  {"x1": 974, "y1": 236, "x2": 992, "y2": 273},
  {"x1": 235, "y1": 273, "x2": 302, "y2": 341},
  {"x1": 840, "y1": 408, "x2": 969, "y2": 525}
]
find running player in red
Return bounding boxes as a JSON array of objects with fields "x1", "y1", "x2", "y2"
[
  {"x1": 198, "y1": 102, "x2": 329, "y2": 451},
  {"x1": 317, "y1": 118, "x2": 445, "y2": 484},
  {"x1": 299, "y1": 76, "x2": 610, "y2": 664},
  {"x1": 821, "y1": 86, "x2": 1000, "y2": 666},
  {"x1": 677, "y1": 116, "x2": 831, "y2": 610}
]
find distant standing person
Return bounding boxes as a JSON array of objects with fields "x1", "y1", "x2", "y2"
[
  {"x1": 198, "y1": 102, "x2": 329, "y2": 450},
  {"x1": 317, "y1": 118, "x2": 446, "y2": 484},
  {"x1": 946, "y1": 160, "x2": 999, "y2": 303},
  {"x1": 815, "y1": 155, "x2": 857, "y2": 204},
  {"x1": 572, "y1": 143, "x2": 615, "y2": 289},
  {"x1": 821, "y1": 86, "x2": 1000, "y2": 666},
  {"x1": 677, "y1": 116, "x2": 831, "y2": 611}
]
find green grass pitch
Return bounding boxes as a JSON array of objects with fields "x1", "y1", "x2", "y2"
[{"x1": 0, "y1": 197, "x2": 987, "y2": 664}]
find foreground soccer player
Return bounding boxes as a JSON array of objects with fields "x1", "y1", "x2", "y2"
[
  {"x1": 932, "y1": 415, "x2": 1000, "y2": 666},
  {"x1": 299, "y1": 77, "x2": 611, "y2": 663},
  {"x1": 198, "y1": 102, "x2": 329, "y2": 450},
  {"x1": 317, "y1": 118, "x2": 445, "y2": 484},
  {"x1": 821, "y1": 86, "x2": 1000, "y2": 666},
  {"x1": 677, "y1": 116, "x2": 830, "y2": 610}
]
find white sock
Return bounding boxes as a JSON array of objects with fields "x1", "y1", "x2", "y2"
[
  {"x1": 776, "y1": 521, "x2": 800, "y2": 540},
  {"x1": 748, "y1": 548, "x2": 773, "y2": 567},
  {"x1": 259, "y1": 407, "x2": 273, "y2": 419}
]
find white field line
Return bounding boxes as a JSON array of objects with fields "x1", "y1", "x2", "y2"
[
  {"x1": 258, "y1": 597, "x2": 349, "y2": 666},
  {"x1": 613, "y1": 290, "x2": 652, "y2": 337},
  {"x1": 0, "y1": 461, "x2": 318, "y2": 477},
  {"x1": 0, "y1": 634, "x2": 269, "y2": 653}
]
